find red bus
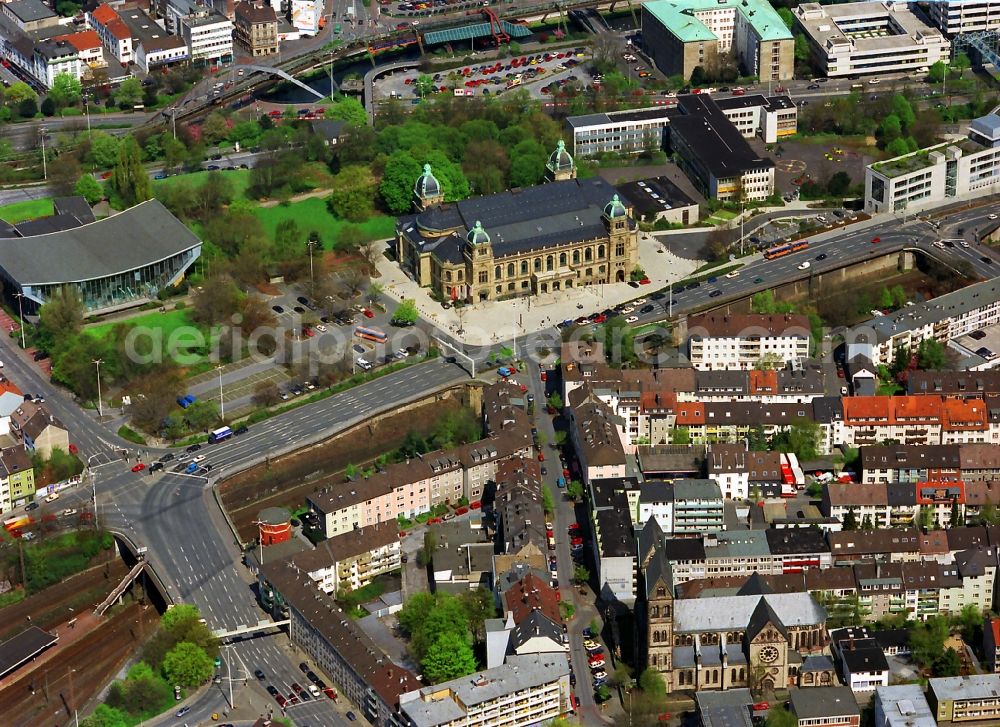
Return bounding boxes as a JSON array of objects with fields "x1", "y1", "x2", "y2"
[{"x1": 354, "y1": 326, "x2": 387, "y2": 344}]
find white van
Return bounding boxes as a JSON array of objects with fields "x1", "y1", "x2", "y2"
[
  {"x1": 357, "y1": 358, "x2": 372, "y2": 371},
  {"x1": 308, "y1": 684, "x2": 321, "y2": 698}
]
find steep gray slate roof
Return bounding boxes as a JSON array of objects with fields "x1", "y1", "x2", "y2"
[{"x1": 673, "y1": 592, "x2": 824, "y2": 632}]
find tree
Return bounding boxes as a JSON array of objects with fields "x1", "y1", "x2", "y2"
[
  {"x1": 40, "y1": 96, "x2": 55, "y2": 117},
  {"x1": 765, "y1": 706, "x2": 798, "y2": 727},
  {"x1": 75, "y1": 174, "x2": 103, "y2": 204},
  {"x1": 161, "y1": 641, "x2": 213, "y2": 688},
  {"x1": 328, "y1": 164, "x2": 376, "y2": 222},
  {"x1": 842, "y1": 508, "x2": 859, "y2": 531},
  {"x1": 359, "y1": 238, "x2": 385, "y2": 271},
  {"x1": 672, "y1": 426, "x2": 691, "y2": 445},
  {"x1": 6, "y1": 81, "x2": 35, "y2": 105},
  {"x1": 111, "y1": 136, "x2": 152, "y2": 207},
  {"x1": 917, "y1": 338, "x2": 951, "y2": 371},
  {"x1": 980, "y1": 504, "x2": 1000, "y2": 525},
  {"x1": 573, "y1": 565, "x2": 589, "y2": 585},
  {"x1": 325, "y1": 96, "x2": 368, "y2": 126},
  {"x1": 547, "y1": 392, "x2": 563, "y2": 410},
  {"x1": 908, "y1": 616, "x2": 950, "y2": 670},
  {"x1": 191, "y1": 275, "x2": 241, "y2": 326},
  {"x1": 566, "y1": 479, "x2": 585, "y2": 502},
  {"x1": 414, "y1": 74, "x2": 436, "y2": 98},
  {"x1": 951, "y1": 498, "x2": 965, "y2": 527},
  {"x1": 542, "y1": 485, "x2": 555, "y2": 515},
  {"x1": 201, "y1": 112, "x2": 230, "y2": 145},
  {"x1": 380, "y1": 150, "x2": 423, "y2": 214},
  {"x1": 827, "y1": 171, "x2": 851, "y2": 197},
  {"x1": 114, "y1": 77, "x2": 143, "y2": 109},
  {"x1": 886, "y1": 137, "x2": 911, "y2": 157},
  {"x1": 458, "y1": 588, "x2": 496, "y2": 642},
  {"x1": 392, "y1": 299, "x2": 419, "y2": 325},
  {"x1": 38, "y1": 285, "x2": 84, "y2": 347},
  {"x1": 772, "y1": 421, "x2": 821, "y2": 461},
  {"x1": 610, "y1": 661, "x2": 633, "y2": 688},
  {"x1": 17, "y1": 97, "x2": 37, "y2": 118},
  {"x1": 935, "y1": 647, "x2": 962, "y2": 677},
  {"x1": 80, "y1": 704, "x2": 129, "y2": 727},
  {"x1": 928, "y1": 60, "x2": 947, "y2": 83},
  {"x1": 861, "y1": 514, "x2": 873, "y2": 530},
  {"x1": 422, "y1": 632, "x2": 478, "y2": 684},
  {"x1": 49, "y1": 72, "x2": 82, "y2": 108},
  {"x1": 955, "y1": 603, "x2": 982, "y2": 644},
  {"x1": 638, "y1": 668, "x2": 666, "y2": 696}
]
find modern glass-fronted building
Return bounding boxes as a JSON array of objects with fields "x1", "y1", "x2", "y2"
[{"x1": 0, "y1": 199, "x2": 202, "y2": 315}]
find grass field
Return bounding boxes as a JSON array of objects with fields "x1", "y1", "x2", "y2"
[
  {"x1": 85, "y1": 308, "x2": 198, "y2": 341},
  {"x1": 153, "y1": 168, "x2": 252, "y2": 198},
  {"x1": 252, "y1": 197, "x2": 396, "y2": 248},
  {"x1": 0, "y1": 198, "x2": 54, "y2": 224}
]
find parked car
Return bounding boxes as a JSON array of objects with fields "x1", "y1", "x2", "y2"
[{"x1": 131, "y1": 463, "x2": 146, "y2": 473}]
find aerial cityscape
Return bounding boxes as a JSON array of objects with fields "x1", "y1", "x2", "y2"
[{"x1": 3, "y1": 0, "x2": 1000, "y2": 725}]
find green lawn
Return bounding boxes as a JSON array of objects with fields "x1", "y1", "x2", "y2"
[
  {"x1": 85, "y1": 308, "x2": 198, "y2": 341},
  {"x1": 251, "y1": 197, "x2": 396, "y2": 248},
  {"x1": 153, "y1": 168, "x2": 252, "y2": 198},
  {"x1": 0, "y1": 198, "x2": 54, "y2": 224}
]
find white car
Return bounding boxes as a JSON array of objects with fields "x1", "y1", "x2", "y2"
[
  {"x1": 620, "y1": 306, "x2": 635, "y2": 314},
  {"x1": 192, "y1": 454, "x2": 206, "y2": 463},
  {"x1": 589, "y1": 659, "x2": 606, "y2": 669},
  {"x1": 868, "y1": 78, "x2": 881, "y2": 85},
  {"x1": 592, "y1": 670, "x2": 608, "y2": 680},
  {"x1": 961, "y1": 241, "x2": 970, "y2": 248},
  {"x1": 315, "y1": 324, "x2": 327, "y2": 332},
  {"x1": 625, "y1": 316, "x2": 639, "y2": 323},
  {"x1": 632, "y1": 298, "x2": 647, "y2": 305},
  {"x1": 395, "y1": 348, "x2": 410, "y2": 359},
  {"x1": 45, "y1": 492, "x2": 60, "y2": 503},
  {"x1": 990, "y1": 214, "x2": 998, "y2": 220},
  {"x1": 725, "y1": 270, "x2": 740, "y2": 278},
  {"x1": 798, "y1": 261, "x2": 811, "y2": 270},
  {"x1": 357, "y1": 358, "x2": 373, "y2": 371},
  {"x1": 61, "y1": 508, "x2": 78, "y2": 518}
]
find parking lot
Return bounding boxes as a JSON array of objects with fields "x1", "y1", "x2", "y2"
[{"x1": 373, "y1": 48, "x2": 592, "y2": 102}]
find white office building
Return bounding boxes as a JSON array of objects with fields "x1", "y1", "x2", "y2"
[
  {"x1": 181, "y1": 11, "x2": 232, "y2": 65},
  {"x1": 686, "y1": 313, "x2": 812, "y2": 371},
  {"x1": 865, "y1": 113, "x2": 1000, "y2": 214},
  {"x1": 928, "y1": 0, "x2": 1000, "y2": 35},
  {"x1": 795, "y1": 1, "x2": 950, "y2": 78}
]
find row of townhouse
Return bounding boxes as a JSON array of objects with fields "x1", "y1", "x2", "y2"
[
  {"x1": 860, "y1": 443, "x2": 1000, "y2": 484},
  {"x1": 822, "y1": 478, "x2": 1000, "y2": 529},
  {"x1": 308, "y1": 384, "x2": 533, "y2": 538}
]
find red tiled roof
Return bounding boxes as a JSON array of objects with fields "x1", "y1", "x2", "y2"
[
  {"x1": 0, "y1": 379, "x2": 22, "y2": 397},
  {"x1": 503, "y1": 573, "x2": 561, "y2": 625},
  {"x1": 749, "y1": 369, "x2": 778, "y2": 394},
  {"x1": 53, "y1": 30, "x2": 101, "y2": 51},
  {"x1": 942, "y1": 398, "x2": 989, "y2": 431},
  {"x1": 90, "y1": 4, "x2": 118, "y2": 23},
  {"x1": 915, "y1": 481, "x2": 965, "y2": 505},
  {"x1": 843, "y1": 396, "x2": 945, "y2": 425},
  {"x1": 675, "y1": 402, "x2": 705, "y2": 426},
  {"x1": 639, "y1": 390, "x2": 676, "y2": 413},
  {"x1": 990, "y1": 618, "x2": 1000, "y2": 652}
]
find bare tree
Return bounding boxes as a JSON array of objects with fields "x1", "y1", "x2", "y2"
[
  {"x1": 359, "y1": 238, "x2": 386, "y2": 272},
  {"x1": 338, "y1": 267, "x2": 369, "y2": 299},
  {"x1": 252, "y1": 380, "x2": 281, "y2": 407}
]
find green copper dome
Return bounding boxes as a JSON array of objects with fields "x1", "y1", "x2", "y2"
[
  {"x1": 414, "y1": 163, "x2": 441, "y2": 198},
  {"x1": 547, "y1": 139, "x2": 575, "y2": 172},
  {"x1": 604, "y1": 194, "x2": 627, "y2": 218},
  {"x1": 467, "y1": 220, "x2": 491, "y2": 245}
]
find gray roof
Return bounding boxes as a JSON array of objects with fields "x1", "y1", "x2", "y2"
[
  {"x1": 0, "y1": 200, "x2": 201, "y2": 285},
  {"x1": 673, "y1": 94, "x2": 775, "y2": 179},
  {"x1": 53, "y1": 196, "x2": 96, "y2": 224},
  {"x1": 566, "y1": 106, "x2": 674, "y2": 129},
  {"x1": 861, "y1": 279, "x2": 1000, "y2": 344},
  {"x1": 400, "y1": 654, "x2": 568, "y2": 726},
  {"x1": 673, "y1": 478, "x2": 723, "y2": 502},
  {"x1": 701, "y1": 705, "x2": 753, "y2": 727},
  {"x1": 673, "y1": 592, "x2": 825, "y2": 633},
  {"x1": 970, "y1": 113, "x2": 1000, "y2": 142},
  {"x1": 0, "y1": 626, "x2": 57, "y2": 679},
  {"x1": 790, "y1": 686, "x2": 859, "y2": 719},
  {"x1": 705, "y1": 531, "x2": 771, "y2": 560},
  {"x1": 929, "y1": 674, "x2": 1000, "y2": 703},
  {"x1": 875, "y1": 685, "x2": 936, "y2": 727},
  {"x1": 5, "y1": 0, "x2": 55, "y2": 22},
  {"x1": 800, "y1": 654, "x2": 835, "y2": 672}
]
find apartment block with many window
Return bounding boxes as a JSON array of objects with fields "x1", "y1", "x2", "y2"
[
  {"x1": 928, "y1": 0, "x2": 1000, "y2": 35},
  {"x1": 687, "y1": 313, "x2": 811, "y2": 371}
]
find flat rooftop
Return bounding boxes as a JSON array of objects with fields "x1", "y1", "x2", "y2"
[
  {"x1": 643, "y1": 0, "x2": 791, "y2": 43},
  {"x1": 673, "y1": 94, "x2": 775, "y2": 179},
  {"x1": 861, "y1": 278, "x2": 1000, "y2": 344},
  {"x1": 567, "y1": 106, "x2": 676, "y2": 129},
  {"x1": 616, "y1": 176, "x2": 697, "y2": 218},
  {"x1": 0, "y1": 626, "x2": 58, "y2": 679},
  {"x1": 795, "y1": 1, "x2": 947, "y2": 54}
]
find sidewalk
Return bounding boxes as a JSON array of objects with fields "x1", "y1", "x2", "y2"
[{"x1": 375, "y1": 233, "x2": 699, "y2": 346}]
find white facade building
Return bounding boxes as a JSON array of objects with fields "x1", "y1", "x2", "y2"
[
  {"x1": 181, "y1": 11, "x2": 233, "y2": 65},
  {"x1": 687, "y1": 313, "x2": 812, "y2": 371},
  {"x1": 928, "y1": 0, "x2": 1000, "y2": 35},
  {"x1": 795, "y1": 1, "x2": 950, "y2": 78},
  {"x1": 866, "y1": 114, "x2": 1000, "y2": 214}
]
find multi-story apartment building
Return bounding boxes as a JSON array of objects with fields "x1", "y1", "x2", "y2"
[
  {"x1": 687, "y1": 313, "x2": 811, "y2": 371},
  {"x1": 641, "y1": 0, "x2": 793, "y2": 82},
  {"x1": 821, "y1": 483, "x2": 891, "y2": 528},
  {"x1": 0, "y1": 447, "x2": 33, "y2": 512},
  {"x1": 10, "y1": 401, "x2": 68, "y2": 459},
  {"x1": 4, "y1": 37, "x2": 83, "y2": 90},
  {"x1": 983, "y1": 617, "x2": 1000, "y2": 672},
  {"x1": 234, "y1": 1, "x2": 278, "y2": 56},
  {"x1": 840, "y1": 395, "x2": 998, "y2": 448},
  {"x1": 87, "y1": 4, "x2": 134, "y2": 65},
  {"x1": 827, "y1": 529, "x2": 922, "y2": 566},
  {"x1": 860, "y1": 444, "x2": 962, "y2": 484},
  {"x1": 713, "y1": 94, "x2": 799, "y2": 143},
  {"x1": 288, "y1": 521, "x2": 401, "y2": 594},
  {"x1": 929, "y1": 675, "x2": 1000, "y2": 723},
  {"x1": 569, "y1": 396, "x2": 627, "y2": 483},
  {"x1": 765, "y1": 529, "x2": 832, "y2": 574},
  {"x1": 595, "y1": 490, "x2": 638, "y2": 604},
  {"x1": 120, "y1": 7, "x2": 188, "y2": 72},
  {"x1": 928, "y1": 0, "x2": 1000, "y2": 35},
  {"x1": 795, "y1": 1, "x2": 949, "y2": 78},
  {"x1": 675, "y1": 400, "x2": 819, "y2": 448},
  {"x1": 865, "y1": 114, "x2": 1000, "y2": 214},
  {"x1": 398, "y1": 654, "x2": 571, "y2": 727},
  {"x1": 909, "y1": 370, "x2": 1000, "y2": 398},
  {"x1": 830, "y1": 627, "x2": 890, "y2": 692},
  {"x1": 566, "y1": 107, "x2": 674, "y2": 158},
  {"x1": 637, "y1": 479, "x2": 725, "y2": 535},
  {"x1": 706, "y1": 443, "x2": 785, "y2": 500},
  {"x1": 259, "y1": 560, "x2": 422, "y2": 726}
]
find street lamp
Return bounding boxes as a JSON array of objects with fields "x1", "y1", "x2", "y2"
[
  {"x1": 39, "y1": 126, "x2": 48, "y2": 181},
  {"x1": 83, "y1": 93, "x2": 91, "y2": 134},
  {"x1": 306, "y1": 236, "x2": 319, "y2": 286},
  {"x1": 216, "y1": 365, "x2": 225, "y2": 419},
  {"x1": 13, "y1": 292, "x2": 25, "y2": 349},
  {"x1": 92, "y1": 359, "x2": 103, "y2": 418}
]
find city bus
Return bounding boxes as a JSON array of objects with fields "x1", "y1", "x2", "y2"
[
  {"x1": 354, "y1": 326, "x2": 388, "y2": 344},
  {"x1": 763, "y1": 240, "x2": 809, "y2": 260},
  {"x1": 208, "y1": 426, "x2": 233, "y2": 444}
]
